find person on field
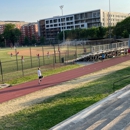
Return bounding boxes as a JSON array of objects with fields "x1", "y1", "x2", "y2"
[
  {"x1": 101, "y1": 53, "x2": 105, "y2": 62},
  {"x1": 37, "y1": 67, "x2": 43, "y2": 85},
  {"x1": 47, "y1": 51, "x2": 50, "y2": 58},
  {"x1": 10, "y1": 53, "x2": 13, "y2": 57}
]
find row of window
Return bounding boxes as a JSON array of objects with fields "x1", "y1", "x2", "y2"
[
  {"x1": 46, "y1": 24, "x2": 85, "y2": 28},
  {"x1": 46, "y1": 24, "x2": 85, "y2": 30},
  {"x1": 103, "y1": 13, "x2": 127, "y2": 18},
  {"x1": 102, "y1": 18, "x2": 124, "y2": 22},
  {"x1": 75, "y1": 12, "x2": 100, "y2": 19},
  {"x1": 46, "y1": 17, "x2": 74, "y2": 24},
  {"x1": 102, "y1": 22, "x2": 116, "y2": 26},
  {"x1": 46, "y1": 13, "x2": 100, "y2": 24}
]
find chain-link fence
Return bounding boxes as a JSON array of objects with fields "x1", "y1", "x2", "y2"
[
  {"x1": 0, "y1": 43, "x2": 92, "y2": 83},
  {"x1": 0, "y1": 39, "x2": 123, "y2": 83}
]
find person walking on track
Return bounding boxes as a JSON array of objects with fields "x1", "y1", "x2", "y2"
[
  {"x1": 37, "y1": 67, "x2": 43, "y2": 85},
  {"x1": 101, "y1": 53, "x2": 105, "y2": 62}
]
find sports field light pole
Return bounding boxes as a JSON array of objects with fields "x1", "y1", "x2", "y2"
[
  {"x1": 42, "y1": 46, "x2": 45, "y2": 65},
  {"x1": 21, "y1": 56, "x2": 24, "y2": 76},
  {"x1": 29, "y1": 47, "x2": 32, "y2": 68},
  {"x1": 60, "y1": 5, "x2": 65, "y2": 42}
]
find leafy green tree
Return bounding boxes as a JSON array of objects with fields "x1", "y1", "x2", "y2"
[
  {"x1": 0, "y1": 34, "x2": 5, "y2": 47},
  {"x1": 58, "y1": 32, "x2": 63, "y2": 41},
  {"x1": 97, "y1": 27, "x2": 106, "y2": 38},
  {"x1": 3, "y1": 23, "x2": 21, "y2": 46},
  {"x1": 31, "y1": 35, "x2": 37, "y2": 45},
  {"x1": 40, "y1": 36, "x2": 45, "y2": 45},
  {"x1": 58, "y1": 26, "x2": 108, "y2": 41},
  {"x1": 23, "y1": 36, "x2": 30, "y2": 46},
  {"x1": 122, "y1": 30, "x2": 129, "y2": 38},
  {"x1": 113, "y1": 17, "x2": 130, "y2": 38}
]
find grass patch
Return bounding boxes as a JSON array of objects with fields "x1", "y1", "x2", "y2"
[{"x1": 0, "y1": 66, "x2": 130, "y2": 130}]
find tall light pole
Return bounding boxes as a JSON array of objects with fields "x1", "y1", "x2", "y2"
[
  {"x1": 109, "y1": 0, "x2": 111, "y2": 39},
  {"x1": 60, "y1": 5, "x2": 65, "y2": 42}
]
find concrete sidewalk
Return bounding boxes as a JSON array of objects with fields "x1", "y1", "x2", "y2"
[{"x1": 50, "y1": 85, "x2": 130, "y2": 130}]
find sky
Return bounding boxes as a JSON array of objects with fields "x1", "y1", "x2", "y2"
[{"x1": 0, "y1": 0, "x2": 130, "y2": 22}]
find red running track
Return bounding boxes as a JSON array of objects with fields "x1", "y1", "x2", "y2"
[{"x1": 0, "y1": 55, "x2": 130, "y2": 104}]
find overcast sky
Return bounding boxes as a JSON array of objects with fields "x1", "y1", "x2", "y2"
[{"x1": 0, "y1": 0, "x2": 130, "y2": 22}]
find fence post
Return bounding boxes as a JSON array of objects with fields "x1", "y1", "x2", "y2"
[
  {"x1": 53, "y1": 44, "x2": 56, "y2": 63},
  {"x1": 0, "y1": 60, "x2": 4, "y2": 83},
  {"x1": 53, "y1": 54, "x2": 55, "y2": 68},
  {"x1": 67, "y1": 44, "x2": 69, "y2": 60},
  {"x1": 21, "y1": 56, "x2": 24, "y2": 76},
  {"x1": 58, "y1": 44, "x2": 61, "y2": 63},
  {"x1": 14, "y1": 48, "x2": 18, "y2": 71},
  {"x1": 30, "y1": 47, "x2": 33, "y2": 68},
  {"x1": 75, "y1": 42, "x2": 77, "y2": 59},
  {"x1": 42, "y1": 46, "x2": 45, "y2": 65}
]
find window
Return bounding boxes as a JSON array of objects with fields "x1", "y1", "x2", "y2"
[
  {"x1": 46, "y1": 21, "x2": 49, "y2": 24},
  {"x1": 54, "y1": 24, "x2": 57, "y2": 27},
  {"x1": 81, "y1": 24, "x2": 84, "y2": 27},
  {"x1": 54, "y1": 19, "x2": 57, "y2": 23},
  {"x1": 93, "y1": 12, "x2": 96, "y2": 17},
  {"x1": 66, "y1": 18, "x2": 69, "y2": 21}
]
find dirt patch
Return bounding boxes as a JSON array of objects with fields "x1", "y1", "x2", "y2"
[
  {"x1": 7, "y1": 47, "x2": 66, "y2": 57},
  {"x1": 8, "y1": 49, "x2": 56, "y2": 56}
]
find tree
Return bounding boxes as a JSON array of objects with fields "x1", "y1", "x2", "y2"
[
  {"x1": 0, "y1": 34, "x2": 5, "y2": 47},
  {"x1": 3, "y1": 23, "x2": 21, "y2": 46},
  {"x1": 97, "y1": 27, "x2": 106, "y2": 38},
  {"x1": 113, "y1": 17, "x2": 130, "y2": 38},
  {"x1": 23, "y1": 36, "x2": 30, "y2": 46},
  {"x1": 40, "y1": 36, "x2": 45, "y2": 45},
  {"x1": 122, "y1": 30, "x2": 129, "y2": 38},
  {"x1": 31, "y1": 35, "x2": 37, "y2": 45}
]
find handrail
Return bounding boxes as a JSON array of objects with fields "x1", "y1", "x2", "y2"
[{"x1": 113, "y1": 75, "x2": 130, "y2": 91}]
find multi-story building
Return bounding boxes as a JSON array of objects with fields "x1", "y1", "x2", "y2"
[
  {"x1": 0, "y1": 21, "x2": 39, "y2": 45},
  {"x1": 20, "y1": 22, "x2": 39, "y2": 44},
  {"x1": 38, "y1": 9, "x2": 130, "y2": 40}
]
